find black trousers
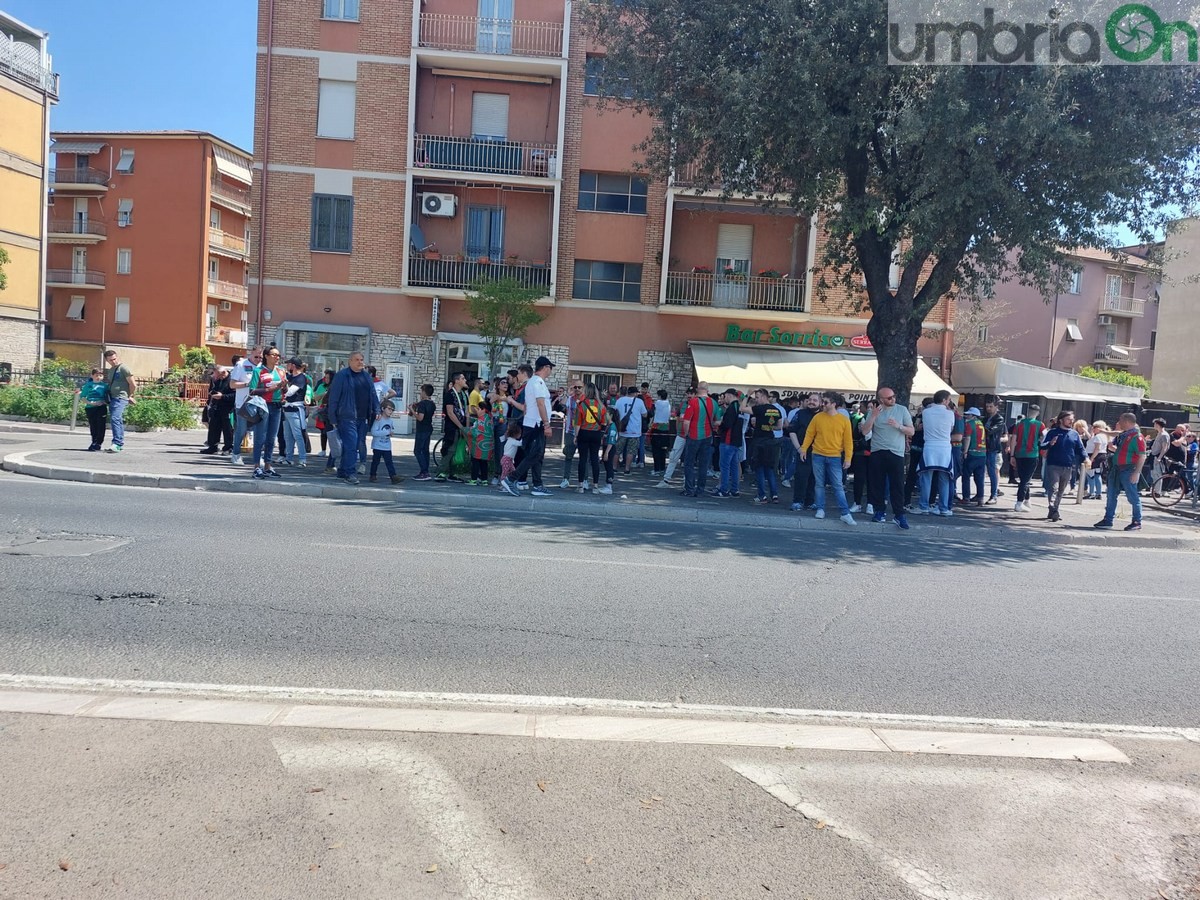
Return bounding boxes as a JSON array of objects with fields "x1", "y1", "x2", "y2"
[
  {"x1": 650, "y1": 432, "x2": 671, "y2": 473},
  {"x1": 576, "y1": 428, "x2": 602, "y2": 484},
  {"x1": 85, "y1": 404, "x2": 107, "y2": 447},
  {"x1": 868, "y1": 449, "x2": 907, "y2": 517},
  {"x1": 205, "y1": 406, "x2": 232, "y2": 451},
  {"x1": 791, "y1": 454, "x2": 816, "y2": 506},
  {"x1": 904, "y1": 448, "x2": 923, "y2": 505},
  {"x1": 851, "y1": 453, "x2": 869, "y2": 504}
]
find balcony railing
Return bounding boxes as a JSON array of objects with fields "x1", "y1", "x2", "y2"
[
  {"x1": 47, "y1": 268, "x2": 105, "y2": 287},
  {"x1": 49, "y1": 167, "x2": 109, "y2": 187},
  {"x1": 0, "y1": 35, "x2": 58, "y2": 98},
  {"x1": 663, "y1": 271, "x2": 806, "y2": 313},
  {"x1": 211, "y1": 179, "x2": 252, "y2": 208},
  {"x1": 408, "y1": 257, "x2": 551, "y2": 292},
  {"x1": 207, "y1": 325, "x2": 249, "y2": 346},
  {"x1": 414, "y1": 134, "x2": 558, "y2": 179},
  {"x1": 209, "y1": 227, "x2": 249, "y2": 256},
  {"x1": 1100, "y1": 294, "x2": 1146, "y2": 317},
  {"x1": 418, "y1": 13, "x2": 564, "y2": 58},
  {"x1": 47, "y1": 219, "x2": 107, "y2": 237},
  {"x1": 207, "y1": 280, "x2": 249, "y2": 302},
  {"x1": 1094, "y1": 343, "x2": 1137, "y2": 364}
]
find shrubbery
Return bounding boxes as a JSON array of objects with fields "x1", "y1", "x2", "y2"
[
  {"x1": 123, "y1": 381, "x2": 198, "y2": 431},
  {"x1": 0, "y1": 360, "x2": 88, "y2": 422}
]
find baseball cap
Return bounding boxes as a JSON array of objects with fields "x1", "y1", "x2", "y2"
[
  {"x1": 965, "y1": 407, "x2": 981, "y2": 416},
  {"x1": 534, "y1": 355, "x2": 555, "y2": 370}
]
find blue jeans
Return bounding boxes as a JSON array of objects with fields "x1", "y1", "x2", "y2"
[
  {"x1": 985, "y1": 450, "x2": 1001, "y2": 499},
  {"x1": 719, "y1": 443, "x2": 740, "y2": 494},
  {"x1": 1086, "y1": 470, "x2": 1103, "y2": 495},
  {"x1": 232, "y1": 410, "x2": 248, "y2": 457},
  {"x1": 779, "y1": 441, "x2": 797, "y2": 481},
  {"x1": 414, "y1": 430, "x2": 432, "y2": 476},
  {"x1": 961, "y1": 455, "x2": 985, "y2": 501},
  {"x1": 108, "y1": 396, "x2": 128, "y2": 447},
  {"x1": 919, "y1": 468, "x2": 952, "y2": 513},
  {"x1": 336, "y1": 418, "x2": 362, "y2": 478},
  {"x1": 682, "y1": 437, "x2": 709, "y2": 495},
  {"x1": 283, "y1": 407, "x2": 306, "y2": 463},
  {"x1": 811, "y1": 453, "x2": 850, "y2": 515},
  {"x1": 1104, "y1": 466, "x2": 1142, "y2": 523},
  {"x1": 251, "y1": 404, "x2": 283, "y2": 469}
]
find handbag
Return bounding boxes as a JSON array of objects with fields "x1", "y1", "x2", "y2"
[{"x1": 237, "y1": 397, "x2": 267, "y2": 426}]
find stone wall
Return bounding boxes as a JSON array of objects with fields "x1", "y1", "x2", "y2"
[
  {"x1": 522, "y1": 343, "x2": 570, "y2": 389},
  {"x1": 0, "y1": 319, "x2": 39, "y2": 371},
  {"x1": 371, "y1": 332, "x2": 437, "y2": 389},
  {"x1": 637, "y1": 350, "x2": 694, "y2": 402}
]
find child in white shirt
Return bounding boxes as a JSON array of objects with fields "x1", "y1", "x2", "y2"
[
  {"x1": 500, "y1": 420, "x2": 523, "y2": 485},
  {"x1": 369, "y1": 400, "x2": 404, "y2": 484}
]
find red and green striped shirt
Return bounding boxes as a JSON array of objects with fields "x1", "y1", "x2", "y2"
[
  {"x1": 963, "y1": 419, "x2": 986, "y2": 457},
  {"x1": 1011, "y1": 418, "x2": 1044, "y2": 458},
  {"x1": 1111, "y1": 428, "x2": 1146, "y2": 468}
]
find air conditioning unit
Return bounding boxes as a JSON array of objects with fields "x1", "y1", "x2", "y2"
[
  {"x1": 1098, "y1": 314, "x2": 1114, "y2": 325},
  {"x1": 219, "y1": 301, "x2": 232, "y2": 311},
  {"x1": 930, "y1": 357, "x2": 942, "y2": 370},
  {"x1": 420, "y1": 193, "x2": 458, "y2": 217}
]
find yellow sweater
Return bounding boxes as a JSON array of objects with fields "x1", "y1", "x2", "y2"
[{"x1": 801, "y1": 412, "x2": 854, "y2": 459}]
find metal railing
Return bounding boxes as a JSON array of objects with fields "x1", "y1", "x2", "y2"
[
  {"x1": 663, "y1": 271, "x2": 805, "y2": 312},
  {"x1": 47, "y1": 219, "x2": 107, "y2": 237},
  {"x1": 408, "y1": 257, "x2": 551, "y2": 292},
  {"x1": 1094, "y1": 343, "x2": 1137, "y2": 364},
  {"x1": 211, "y1": 179, "x2": 252, "y2": 207},
  {"x1": 0, "y1": 35, "x2": 58, "y2": 97},
  {"x1": 206, "y1": 326, "x2": 249, "y2": 345},
  {"x1": 208, "y1": 227, "x2": 249, "y2": 256},
  {"x1": 47, "y1": 268, "x2": 105, "y2": 287},
  {"x1": 418, "y1": 13, "x2": 564, "y2": 58},
  {"x1": 49, "y1": 167, "x2": 109, "y2": 186},
  {"x1": 414, "y1": 134, "x2": 558, "y2": 179},
  {"x1": 207, "y1": 280, "x2": 249, "y2": 302},
  {"x1": 1100, "y1": 294, "x2": 1146, "y2": 317}
]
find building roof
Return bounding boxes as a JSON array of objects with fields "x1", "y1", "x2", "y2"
[
  {"x1": 49, "y1": 130, "x2": 251, "y2": 160},
  {"x1": 1067, "y1": 246, "x2": 1152, "y2": 268}
]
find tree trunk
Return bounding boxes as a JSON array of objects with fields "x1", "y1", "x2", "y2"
[{"x1": 867, "y1": 305, "x2": 923, "y2": 409}]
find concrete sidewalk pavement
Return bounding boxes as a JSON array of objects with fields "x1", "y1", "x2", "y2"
[{"x1": 2, "y1": 421, "x2": 1196, "y2": 548}]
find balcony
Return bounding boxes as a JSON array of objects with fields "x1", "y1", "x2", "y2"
[
  {"x1": 0, "y1": 34, "x2": 58, "y2": 99},
  {"x1": 47, "y1": 268, "x2": 105, "y2": 289},
  {"x1": 408, "y1": 256, "x2": 551, "y2": 293},
  {"x1": 663, "y1": 271, "x2": 806, "y2": 313},
  {"x1": 414, "y1": 134, "x2": 558, "y2": 180},
  {"x1": 210, "y1": 179, "x2": 252, "y2": 214},
  {"x1": 47, "y1": 219, "x2": 107, "y2": 243},
  {"x1": 207, "y1": 280, "x2": 249, "y2": 303},
  {"x1": 1094, "y1": 343, "x2": 1137, "y2": 366},
  {"x1": 1099, "y1": 294, "x2": 1146, "y2": 317},
  {"x1": 49, "y1": 167, "x2": 109, "y2": 191},
  {"x1": 208, "y1": 227, "x2": 249, "y2": 259},
  {"x1": 206, "y1": 325, "x2": 249, "y2": 347},
  {"x1": 418, "y1": 13, "x2": 564, "y2": 59}
]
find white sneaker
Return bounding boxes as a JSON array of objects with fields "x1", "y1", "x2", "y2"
[
  {"x1": 849, "y1": 504, "x2": 862, "y2": 513},
  {"x1": 598, "y1": 484, "x2": 613, "y2": 495},
  {"x1": 654, "y1": 480, "x2": 672, "y2": 488},
  {"x1": 865, "y1": 504, "x2": 874, "y2": 515},
  {"x1": 560, "y1": 479, "x2": 570, "y2": 489},
  {"x1": 1014, "y1": 501, "x2": 1024, "y2": 511},
  {"x1": 490, "y1": 477, "x2": 499, "y2": 486},
  {"x1": 230, "y1": 455, "x2": 244, "y2": 466},
  {"x1": 840, "y1": 513, "x2": 857, "y2": 525},
  {"x1": 814, "y1": 509, "x2": 826, "y2": 519},
  {"x1": 782, "y1": 479, "x2": 792, "y2": 488},
  {"x1": 941, "y1": 509, "x2": 953, "y2": 518},
  {"x1": 517, "y1": 481, "x2": 528, "y2": 490},
  {"x1": 577, "y1": 480, "x2": 590, "y2": 493}
]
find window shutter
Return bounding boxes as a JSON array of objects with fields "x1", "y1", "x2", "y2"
[
  {"x1": 317, "y1": 80, "x2": 356, "y2": 139},
  {"x1": 115, "y1": 149, "x2": 134, "y2": 173},
  {"x1": 471, "y1": 93, "x2": 509, "y2": 140},
  {"x1": 716, "y1": 224, "x2": 753, "y2": 261}
]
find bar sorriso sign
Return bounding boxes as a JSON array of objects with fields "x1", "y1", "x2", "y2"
[{"x1": 725, "y1": 323, "x2": 867, "y2": 348}]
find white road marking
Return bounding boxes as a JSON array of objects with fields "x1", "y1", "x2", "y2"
[
  {"x1": 274, "y1": 737, "x2": 541, "y2": 900},
  {"x1": 313, "y1": 541, "x2": 719, "y2": 571},
  {"x1": 1050, "y1": 589, "x2": 1199, "y2": 604},
  {"x1": 0, "y1": 673, "x2": 1193, "y2": 743}
]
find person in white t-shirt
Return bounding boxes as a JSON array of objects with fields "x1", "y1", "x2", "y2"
[
  {"x1": 916, "y1": 390, "x2": 956, "y2": 516},
  {"x1": 613, "y1": 386, "x2": 644, "y2": 474},
  {"x1": 227, "y1": 347, "x2": 262, "y2": 465},
  {"x1": 501, "y1": 357, "x2": 555, "y2": 497}
]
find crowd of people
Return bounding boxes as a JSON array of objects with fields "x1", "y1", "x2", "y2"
[{"x1": 77, "y1": 343, "x2": 1193, "y2": 533}]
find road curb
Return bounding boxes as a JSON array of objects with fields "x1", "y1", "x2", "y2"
[{"x1": 4, "y1": 449, "x2": 1197, "y2": 548}]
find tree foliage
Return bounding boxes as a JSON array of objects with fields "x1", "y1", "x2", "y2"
[
  {"x1": 586, "y1": 0, "x2": 1200, "y2": 403},
  {"x1": 0, "y1": 246, "x2": 9, "y2": 292},
  {"x1": 1077, "y1": 365, "x2": 1151, "y2": 395},
  {"x1": 463, "y1": 277, "x2": 545, "y2": 376}
]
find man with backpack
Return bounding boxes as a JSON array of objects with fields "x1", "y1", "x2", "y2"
[{"x1": 613, "y1": 385, "x2": 644, "y2": 476}]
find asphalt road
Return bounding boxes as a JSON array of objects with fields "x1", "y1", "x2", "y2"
[{"x1": 2, "y1": 473, "x2": 1196, "y2": 728}]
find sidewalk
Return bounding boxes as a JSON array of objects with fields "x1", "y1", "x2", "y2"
[{"x1": 3, "y1": 421, "x2": 1197, "y2": 548}]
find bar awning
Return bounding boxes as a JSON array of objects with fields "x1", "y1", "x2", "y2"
[
  {"x1": 213, "y1": 145, "x2": 252, "y2": 185},
  {"x1": 950, "y1": 358, "x2": 1143, "y2": 404},
  {"x1": 690, "y1": 343, "x2": 955, "y2": 401},
  {"x1": 51, "y1": 140, "x2": 105, "y2": 155}
]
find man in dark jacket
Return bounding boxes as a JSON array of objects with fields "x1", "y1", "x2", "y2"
[
  {"x1": 201, "y1": 366, "x2": 234, "y2": 454},
  {"x1": 983, "y1": 399, "x2": 1007, "y2": 504},
  {"x1": 326, "y1": 351, "x2": 380, "y2": 485},
  {"x1": 789, "y1": 393, "x2": 819, "y2": 509}
]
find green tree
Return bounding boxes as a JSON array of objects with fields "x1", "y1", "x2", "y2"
[
  {"x1": 0, "y1": 246, "x2": 9, "y2": 292},
  {"x1": 586, "y1": 0, "x2": 1200, "y2": 404},
  {"x1": 463, "y1": 277, "x2": 545, "y2": 377},
  {"x1": 1077, "y1": 366, "x2": 1151, "y2": 396}
]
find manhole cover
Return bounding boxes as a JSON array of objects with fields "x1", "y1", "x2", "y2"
[{"x1": 0, "y1": 532, "x2": 131, "y2": 557}]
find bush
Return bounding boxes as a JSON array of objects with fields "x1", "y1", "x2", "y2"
[
  {"x1": 0, "y1": 360, "x2": 88, "y2": 422},
  {"x1": 123, "y1": 381, "x2": 198, "y2": 431}
]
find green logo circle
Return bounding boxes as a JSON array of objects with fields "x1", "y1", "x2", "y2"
[{"x1": 1106, "y1": 3, "x2": 1163, "y2": 61}]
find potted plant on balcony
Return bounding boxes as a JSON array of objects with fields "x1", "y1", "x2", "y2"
[
  {"x1": 757, "y1": 268, "x2": 783, "y2": 279},
  {"x1": 692, "y1": 265, "x2": 713, "y2": 274},
  {"x1": 477, "y1": 256, "x2": 492, "y2": 265},
  {"x1": 722, "y1": 266, "x2": 747, "y2": 283},
  {"x1": 425, "y1": 249, "x2": 441, "y2": 261}
]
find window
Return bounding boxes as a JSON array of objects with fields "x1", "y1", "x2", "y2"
[
  {"x1": 1105, "y1": 273, "x2": 1124, "y2": 298},
  {"x1": 583, "y1": 55, "x2": 638, "y2": 99},
  {"x1": 322, "y1": 0, "x2": 359, "y2": 20},
  {"x1": 65, "y1": 296, "x2": 85, "y2": 320},
  {"x1": 570, "y1": 370, "x2": 628, "y2": 394},
  {"x1": 115, "y1": 149, "x2": 134, "y2": 174},
  {"x1": 117, "y1": 199, "x2": 133, "y2": 227},
  {"x1": 471, "y1": 93, "x2": 509, "y2": 140},
  {"x1": 976, "y1": 323, "x2": 989, "y2": 343},
  {"x1": 114, "y1": 297, "x2": 130, "y2": 324},
  {"x1": 1067, "y1": 269, "x2": 1081, "y2": 294},
  {"x1": 209, "y1": 258, "x2": 220, "y2": 282},
  {"x1": 1065, "y1": 318, "x2": 1082, "y2": 342},
  {"x1": 317, "y1": 79, "x2": 356, "y2": 139},
  {"x1": 573, "y1": 260, "x2": 642, "y2": 302},
  {"x1": 209, "y1": 207, "x2": 221, "y2": 230},
  {"x1": 311, "y1": 194, "x2": 353, "y2": 252},
  {"x1": 578, "y1": 172, "x2": 648, "y2": 214},
  {"x1": 116, "y1": 249, "x2": 131, "y2": 274},
  {"x1": 1150, "y1": 330, "x2": 1157, "y2": 350},
  {"x1": 466, "y1": 206, "x2": 505, "y2": 258}
]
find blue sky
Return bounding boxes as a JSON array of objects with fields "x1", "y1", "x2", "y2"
[{"x1": 6, "y1": 0, "x2": 256, "y2": 151}]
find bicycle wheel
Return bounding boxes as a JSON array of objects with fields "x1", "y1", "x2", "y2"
[
  {"x1": 1151, "y1": 473, "x2": 1185, "y2": 507},
  {"x1": 431, "y1": 437, "x2": 444, "y2": 468}
]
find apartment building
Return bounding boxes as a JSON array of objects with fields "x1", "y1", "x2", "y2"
[
  {"x1": 0, "y1": 10, "x2": 57, "y2": 373},
  {"x1": 965, "y1": 247, "x2": 1159, "y2": 380},
  {"x1": 1149, "y1": 218, "x2": 1200, "y2": 404},
  {"x1": 252, "y1": 0, "x2": 953, "y2": 406},
  {"x1": 44, "y1": 131, "x2": 253, "y2": 374}
]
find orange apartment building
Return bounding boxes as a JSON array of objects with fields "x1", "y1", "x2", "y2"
[
  {"x1": 251, "y1": 0, "x2": 953, "y2": 409},
  {"x1": 44, "y1": 131, "x2": 253, "y2": 374}
]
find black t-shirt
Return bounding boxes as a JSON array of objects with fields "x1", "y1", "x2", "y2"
[
  {"x1": 752, "y1": 403, "x2": 782, "y2": 437},
  {"x1": 719, "y1": 403, "x2": 742, "y2": 445},
  {"x1": 415, "y1": 398, "x2": 435, "y2": 434},
  {"x1": 442, "y1": 389, "x2": 465, "y2": 436}
]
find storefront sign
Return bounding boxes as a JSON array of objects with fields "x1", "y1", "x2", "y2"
[
  {"x1": 725, "y1": 324, "x2": 848, "y2": 348},
  {"x1": 850, "y1": 334, "x2": 873, "y2": 349}
]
